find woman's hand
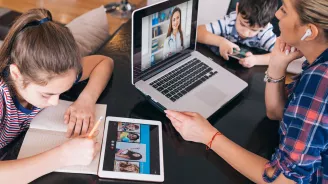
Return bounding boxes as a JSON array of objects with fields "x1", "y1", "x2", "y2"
[
  {"x1": 64, "y1": 98, "x2": 95, "y2": 137},
  {"x1": 59, "y1": 134, "x2": 100, "y2": 167},
  {"x1": 268, "y1": 37, "x2": 303, "y2": 78},
  {"x1": 165, "y1": 110, "x2": 218, "y2": 144},
  {"x1": 239, "y1": 52, "x2": 258, "y2": 68},
  {"x1": 218, "y1": 38, "x2": 240, "y2": 60}
]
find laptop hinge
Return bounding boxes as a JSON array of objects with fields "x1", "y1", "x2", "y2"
[{"x1": 140, "y1": 52, "x2": 192, "y2": 81}]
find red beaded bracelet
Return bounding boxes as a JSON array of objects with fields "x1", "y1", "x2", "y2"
[{"x1": 206, "y1": 132, "x2": 222, "y2": 150}]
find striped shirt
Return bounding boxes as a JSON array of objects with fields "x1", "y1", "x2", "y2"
[
  {"x1": 263, "y1": 48, "x2": 328, "y2": 183},
  {"x1": 0, "y1": 80, "x2": 41, "y2": 149},
  {"x1": 205, "y1": 11, "x2": 277, "y2": 54}
]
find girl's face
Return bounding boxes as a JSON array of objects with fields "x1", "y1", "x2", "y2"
[
  {"x1": 128, "y1": 133, "x2": 138, "y2": 140},
  {"x1": 275, "y1": 0, "x2": 306, "y2": 46},
  {"x1": 17, "y1": 69, "x2": 76, "y2": 108},
  {"x1": 127, "y1": 124, "x2": 136, "y2": 130},
  {"x1": 171, "y1": 11, "x2": 181, "y2": 30},
  {"x1": 132, "y1": 153, "x2": 141, "y2": 158}
]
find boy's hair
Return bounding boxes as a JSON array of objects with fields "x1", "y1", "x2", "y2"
[
  {"x1": 0, "y1": 9, "x2": 82, "y2": 93},
  {"x1": 238, "y1": 0, "x2": 278, "y2": 28}
]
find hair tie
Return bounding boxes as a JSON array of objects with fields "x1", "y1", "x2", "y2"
[{"x1": 39, "y1": 17, "x2": 51, "y2": 24}]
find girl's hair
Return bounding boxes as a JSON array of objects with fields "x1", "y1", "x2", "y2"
[
  {"x1": 119, "y1": 162, "x2": 139, "y2": 173},
  {"x1": 166, "y1": 7, "x2": 184, "y2": 48},
  {"x1": 293, "y1": 0, "x2": 328, "y2": 40},
  {"x1": 0, "y1": 8, "x2": 82, "y2": 93},
  {"x1": 126, "y1": 150, "x2": 142, "y2": 160}
]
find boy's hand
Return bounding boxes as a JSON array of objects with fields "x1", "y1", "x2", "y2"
[
  {"x1": 218, "y1": 38, "x2": 240, "y2": 60},
  {"x1": 239, "y1": 52, "x2": 258, "y2": 68}
]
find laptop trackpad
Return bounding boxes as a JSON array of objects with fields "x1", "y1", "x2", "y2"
[{"x1": 196, "y1": 85, "x2": 227, "y2": 107}]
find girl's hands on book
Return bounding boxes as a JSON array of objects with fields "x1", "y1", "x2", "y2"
[
  {"x1": 64, "y1": 98, "x2": 96, "y2": 137},
  {"x1": 59, "y1": 133, "x2": 100, "y2": 166}
]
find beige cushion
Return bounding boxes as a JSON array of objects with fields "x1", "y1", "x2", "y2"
[{"x1": 66, "y1": 6, "x2": 109, "y2": 56}]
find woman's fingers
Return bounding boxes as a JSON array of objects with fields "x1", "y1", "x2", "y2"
[{"x1": 165, "y1": 110, "x2": 189, "y2": 122}]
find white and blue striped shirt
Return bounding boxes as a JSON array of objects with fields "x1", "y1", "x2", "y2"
[{"x1": 205, "y1": 11, "x2": 277, "y2": 54}]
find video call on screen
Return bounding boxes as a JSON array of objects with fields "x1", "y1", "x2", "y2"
[{"x1": 103, "y1": 121, "x2": 160, "y2": 175}]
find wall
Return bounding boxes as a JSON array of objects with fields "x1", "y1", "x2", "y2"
[{"x1": 147, "y1": 0, "x2": 231, "y2": 25}]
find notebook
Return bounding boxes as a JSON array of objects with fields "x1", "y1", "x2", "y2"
[{"x1": 17, "y1": 100, "x2": 107, "y2": 175}]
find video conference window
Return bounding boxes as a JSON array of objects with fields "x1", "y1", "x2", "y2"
[
  {"x1": 103, "y1": 121, "x2": 160, "y2": 175},
  {"x1": 141, "y1": 0, "x2": 193, "y2": 71}
]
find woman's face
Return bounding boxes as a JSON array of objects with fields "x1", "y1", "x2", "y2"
[
  {"x1": 125, "y1": 165, "x2": 137, "y2": 172},
  {"x1": 132, "y1": 153, "x2": 141, "y2": 158},
  {"x1": 126, "y1": 124, "x2": 135, "y2": 130},
  {"x1": 275, "y1": 0, "x2": 306, "y2": 46},
  {"x1": 171, "y1": 11, "x2": 181, "y2": 30},
  {"x1": 128, "y1": 133, "x2": 137, "y2": 140}
]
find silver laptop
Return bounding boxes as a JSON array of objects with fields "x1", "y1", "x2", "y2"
[{"x1": 131, "y1": 0, "x2": 248, "y2": 118}]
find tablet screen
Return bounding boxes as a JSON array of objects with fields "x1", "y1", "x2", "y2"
[{"x1": 102, "y1": 121, "x2": 160, "y2": 175}]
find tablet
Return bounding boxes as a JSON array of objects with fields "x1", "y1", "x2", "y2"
[{"x1": 98, "y1": 116, "x2": 164, "y2": 182}]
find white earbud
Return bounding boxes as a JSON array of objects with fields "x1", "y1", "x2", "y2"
[{"x1": 301, "y1": 29, "x2": 312, "y2": 41}]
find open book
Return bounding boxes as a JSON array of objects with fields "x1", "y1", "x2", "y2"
[{"x1": 17, "y1": 100, "x2": 107, "y2": 175}]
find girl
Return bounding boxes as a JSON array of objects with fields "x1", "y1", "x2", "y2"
[
  {"x1": 163, "y1": 7, "x2": 184, "y2": 58},
  {"x1": 0, "y1": 8, "x2": 114, "y2": 183},
  {"x1": 166, "y1": 0, "x2": 328, "y2": 183}
]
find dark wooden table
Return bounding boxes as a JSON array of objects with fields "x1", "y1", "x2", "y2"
[{"x1": 5, "y1": 21, "x2": 280, "y2": 184}]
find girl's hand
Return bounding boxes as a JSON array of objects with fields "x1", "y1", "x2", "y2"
[
  {"x1": 239, "y1": 52, "x2": 258, "y2": 68},
  {"x1": 165, "y1": 110, "x2": 218, "y2": 144},
  {"x1": 268, "y1": 37, "x2": 303, "y2": 77},
  {"x1": 64, "y1": 98, "x2": 95, "y2": 137},
  {"x1": 59, "y1": 133, "x2": 100, "y2": 167}
]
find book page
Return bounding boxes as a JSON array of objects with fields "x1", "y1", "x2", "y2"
[{"x1": 18, "y1": 101, "x2": 107, "y2": 174}]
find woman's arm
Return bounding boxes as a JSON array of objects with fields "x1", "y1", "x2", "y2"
[
  {"x1": 165, "y1": 111, "x2": 295, "y2": 184},
  {"x1": 65, "y1": 55, "x2": 114, "y2": 137},
  {"x1": 264, "y1": 38, "x2": 302, "y2": 120}
]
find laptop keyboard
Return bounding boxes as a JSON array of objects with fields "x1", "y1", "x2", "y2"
[{"x1": 150, "y1": 58, "x2": 218, "y2": 102}]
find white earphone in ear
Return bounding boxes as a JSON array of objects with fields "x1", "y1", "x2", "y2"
[{"x1": 301, "y1": 29, "x2": 312, "y2": 41}]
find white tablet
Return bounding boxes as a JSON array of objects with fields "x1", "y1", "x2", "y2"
[{"x1": 98, "y1": 116, "x2": 164, "y2": 182}]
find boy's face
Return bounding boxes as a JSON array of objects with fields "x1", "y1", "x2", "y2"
[
  {"x1": 12, "y1": 67, "x2": 76, "y2": 109},
  {"x1": 235, "y1": 14, "x2": 265, "y2": 39}
]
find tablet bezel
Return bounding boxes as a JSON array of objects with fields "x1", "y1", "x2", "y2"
[{"x1": 98, "y1": 116, "x2": 164, "y2": 182}]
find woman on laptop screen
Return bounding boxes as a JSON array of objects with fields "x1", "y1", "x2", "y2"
[{"x1": 163, "y1": 7, "x2": 185, "y2": 58}]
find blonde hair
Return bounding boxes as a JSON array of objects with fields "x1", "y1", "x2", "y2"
[{"x1": 293, "y1": 0, "x2": 328, "y2": 39}]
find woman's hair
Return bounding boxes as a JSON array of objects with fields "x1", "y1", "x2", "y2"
[
  {"x1": 0, "y1": 8, "x2": 82, "y2": 94},
  {"x1": 128, "y1": 132, "x2": 139, "y2": 141},
  {"x1": 166, "y1": 7, "x2": 184, "y2": 48},
  {"x1": 126, "y1": 150, "x2": 142, "y2": 160},
  {"x1": 292, "y1": 0, "x2": 328, "y2": 40},
  {"x1": 119, "y1": 162, "x2": 139, "y2": 173}
]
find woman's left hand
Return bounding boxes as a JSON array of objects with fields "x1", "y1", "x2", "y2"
[
  {"x1": 64, "y1": 98, "x2": 95, "y2": 137},
  {"x1": 165, "y1": 110, "x2": 218, "y2": 144}
]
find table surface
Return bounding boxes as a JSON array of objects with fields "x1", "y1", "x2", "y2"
[{"x1": 5, "y1": 21, "x2": 280, "y2": 184}]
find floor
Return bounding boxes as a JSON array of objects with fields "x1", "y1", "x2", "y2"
[{"x1": 0, "y1": 0, "x2": 146, "y2": 35}]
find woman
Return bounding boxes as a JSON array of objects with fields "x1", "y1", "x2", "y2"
[
  {"x1": 163, "y1": 7, "x2": 184, "y2": 58},
  {"x1": 165, "y1": 0, "x2": 328, "y2": 183},
  {"x1": 115, "y1": 149, "x2": 143, "y2": 161},
  {"x1": 117, "y1": 132, "x2": 140, "y2": 142},
  {"x1": 118, "y1": 162, "x2": 140, "y2": 173}
]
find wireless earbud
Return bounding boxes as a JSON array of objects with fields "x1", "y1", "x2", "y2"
[{"x1": 301, "y1": 29, "x2": 312, "y2": 41}]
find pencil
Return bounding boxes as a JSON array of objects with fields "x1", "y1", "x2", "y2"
[{"x1": 88, "y1": 116, "x2": 104, "y2": 138}]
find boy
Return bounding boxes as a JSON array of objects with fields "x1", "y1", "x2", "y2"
[{"x1": 197, "y1": 0, "x2": 278, "y2": 68}]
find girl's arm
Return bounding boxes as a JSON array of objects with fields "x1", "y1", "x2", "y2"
[{"x1": 65, "y1": 55, "x2": 114, "y2": 137}]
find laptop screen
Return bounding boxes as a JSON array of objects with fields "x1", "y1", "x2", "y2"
[{"x1": 132, "y1": 0, "x2": 198, "y2": 84}]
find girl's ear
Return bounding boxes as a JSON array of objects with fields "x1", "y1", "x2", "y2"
[{"x1": 9, "y1": 64, "x2": 22, "y2": 81}]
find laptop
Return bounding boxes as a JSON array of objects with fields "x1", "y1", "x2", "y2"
[{"x1": 132, "y1": 0, "x2": 248, "y2": 118}]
